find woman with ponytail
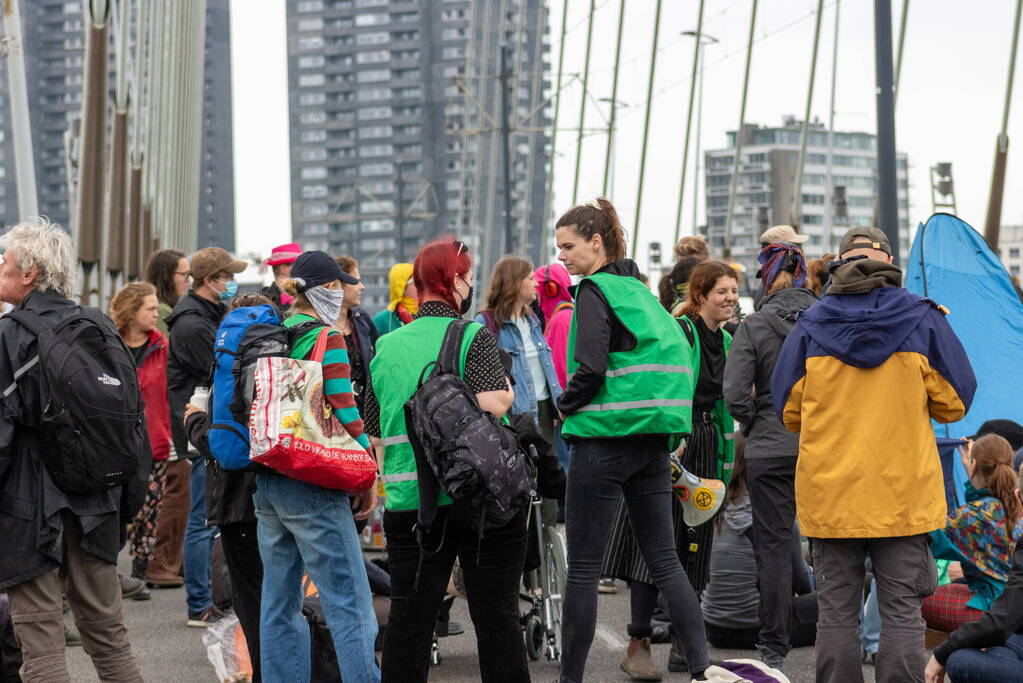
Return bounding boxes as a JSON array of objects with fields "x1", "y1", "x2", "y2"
[
  {"x1": 555, "y1": 198, "x2": 710, "y2": 682},
  {"x1": 924, "y1": 434, "x2": 1023, "y2": 632}
]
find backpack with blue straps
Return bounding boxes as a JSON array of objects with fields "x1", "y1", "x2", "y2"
[{"x1": 208, "y1": 304, "x2": 298, "y2": 469}]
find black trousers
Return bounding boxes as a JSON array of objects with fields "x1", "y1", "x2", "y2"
[
  {"x1": 561, "y1": 436, "x2": 708, "y2": 683},
  {"x1": 220, "y1": 521, "x2": 264, "y2": 683},
  {"x1": 381, "y1": 506, "x2": 529, "y2": 683},
  {"x1": 746, "y1": 456, "x2": 803, "y2": 660},
  {"x1": 704, "y1": 592, "x2": 817, "y2": 650}
]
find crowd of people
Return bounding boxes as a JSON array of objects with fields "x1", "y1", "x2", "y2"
[{"x1": 0, "y1": 203, "x2": 1021, "y2": 683}]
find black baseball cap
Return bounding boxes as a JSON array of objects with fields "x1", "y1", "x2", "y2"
[
  {"x1": 969, "y1": 419, "x2": 1023, "y2": 452},
  {"x1": 292, "y1": 250, "x2": 359, "y2": 291}
]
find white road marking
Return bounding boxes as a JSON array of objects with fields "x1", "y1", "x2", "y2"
[{"x1": 594, "y1": 623, "x2": 626, "y2": 651}]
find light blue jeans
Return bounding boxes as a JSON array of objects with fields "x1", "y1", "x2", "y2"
[
  {"x1": 184, "y1": 454, "x2": 216, "y2": 613},
  {"x1": 861, "y1": 576, "x2": 880, "y2": 655},
  {"x1": 253, "y1": 474, "x2": 379, "y2": 683}
]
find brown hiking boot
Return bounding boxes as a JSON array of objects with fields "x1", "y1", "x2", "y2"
[{"x1": 620, "y1": 637, "x2": 663, "y2": 682}]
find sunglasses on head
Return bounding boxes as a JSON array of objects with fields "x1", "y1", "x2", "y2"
[{"x1": 452, "y1": 240, "x2": 468, "y2": 255}]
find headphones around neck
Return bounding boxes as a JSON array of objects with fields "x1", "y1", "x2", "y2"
[{"x1": 543, "y1": 264, "x2": 558, "y2": 297}]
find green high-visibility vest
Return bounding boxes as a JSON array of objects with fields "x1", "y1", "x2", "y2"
[
  {"x1": 562, "y1": 272, "x2": 695, "y2": 440},
  {"x1": 678, "y1": 314, "x2": 736, "y2": 484},
  {"x1": 369, "y1": 316, "x2": 480, "y2": 510}
]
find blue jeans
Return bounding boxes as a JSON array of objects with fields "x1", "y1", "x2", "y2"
[
  {"x1": 184, "y1": 454, "x2": 217, "y2": 613},
  {"x1": 947, "y1": 634, "x2": 1023, "y2": 682},
  {"x1": 254, "y1": 474, "x2": 379, "y2": 683},
  {"x1": 861, "y1": 576, "x2": 881, "y2": 654}
]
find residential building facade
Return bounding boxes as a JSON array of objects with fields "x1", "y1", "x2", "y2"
[
  {"x1": 286, "y1": 0, "x2": 550, "y2": 309},
  {"x1": 704, "y1": 117, "x2": 911, "y2": 277}
]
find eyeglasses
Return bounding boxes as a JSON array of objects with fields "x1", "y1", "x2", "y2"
[{"x1": 175, "y1": 270, "x2": 191, "y2": 278}]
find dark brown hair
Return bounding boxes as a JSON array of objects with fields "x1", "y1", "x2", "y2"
[
  {"x1": 145, "y1": 249, "x2": 186, "y2": 306},
  {"x1": 678, "y1": 260, "x2": 739, "y2": 317},
  {"x1": 716, "y1": 435, "x2": 747, "y2": 531},
  {"x1": 482, "y1": 256, "x2": 534, "y2": 323},
  {"x1": 971, "y1": 434, "x2": 1022, "y2": 536},
  {"x1": 555, "y1": 198, "x2": 627, "y2": 262},
  {"x1": 109, "y1": 282, "x2": 157, "y2": 333},
  {"x1": 658, "y1": 257, "x2": 701, "y2": 311}
]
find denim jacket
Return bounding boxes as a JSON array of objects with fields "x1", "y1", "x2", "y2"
[{"x1": 474, "y1": 311, "x2": 563, "y2": 420}]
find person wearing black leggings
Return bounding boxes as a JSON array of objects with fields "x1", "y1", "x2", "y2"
[{"x1": 554, "y1": 199, "x2": 710, "y2": 683}]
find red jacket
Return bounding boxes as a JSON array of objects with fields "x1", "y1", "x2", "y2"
[{"x1": 135, "y1": 328, "x2": 171, "y2": 460}]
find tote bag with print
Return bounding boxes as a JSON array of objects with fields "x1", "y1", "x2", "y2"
[{"x1": 249, "y1": 327, "x2": 377, "y2": 492}]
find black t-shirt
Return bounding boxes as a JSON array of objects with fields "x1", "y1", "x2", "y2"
[
  {"x1": 128, "y1": 341, "x2": 147, "y2": 366},
  {"x1": 692, "y1": 315, "x2": 725, "y2": 410}
]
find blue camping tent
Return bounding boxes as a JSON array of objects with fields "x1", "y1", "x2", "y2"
[{"x1": 906, "y1": 213, "x2": 1023, "y2": 498}]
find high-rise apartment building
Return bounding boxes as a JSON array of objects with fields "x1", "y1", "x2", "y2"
[
  {"x1": 998, "y1": 224, "x2": 1023, "y2": 279},
  {"x1": 286, "y1": 0, "x2": 550, "y2": 309},
  {"x1": 0, "y1": 0, "x2": 235, "y2": 250},
  {"x1": 704, "y1": 117, "x2": 911, "y2": 276}
]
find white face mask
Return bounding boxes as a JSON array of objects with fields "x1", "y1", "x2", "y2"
[{"x1": 305, "y1": 285, "x2": 345, "y2": 324}]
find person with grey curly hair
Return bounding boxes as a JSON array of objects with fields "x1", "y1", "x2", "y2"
[
  {"x1": 0, "y1": 217, "x2": 144, "y2": 681},
  {"x1": 0, "y1": 217, "x2": 77, "y2": 302}
]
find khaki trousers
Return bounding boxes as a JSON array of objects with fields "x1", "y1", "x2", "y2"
[{"x1": 7, "y1": 514, "x2": 143, "y2": 682}]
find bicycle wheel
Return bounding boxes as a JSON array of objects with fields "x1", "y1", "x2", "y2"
[{"x1": 543, "y1": 526, "x2": 567, "y2": 660}]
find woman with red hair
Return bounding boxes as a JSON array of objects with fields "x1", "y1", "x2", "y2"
[{"x1": 363, "y1": 239, "x2": 529, "y2": 682}]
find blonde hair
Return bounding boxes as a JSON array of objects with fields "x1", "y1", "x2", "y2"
[
  {"x1": 279, "y1": 278, "x2": 311, "y2": 311},
  {"x1": 108, "y1": 282, "x2": 157, "y2": 332},
  {"x1": 0, "y1": 217, "x2": 77, "y2": 298}
]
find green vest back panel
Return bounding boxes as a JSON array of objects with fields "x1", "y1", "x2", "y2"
[
  {"x1": 369, "y1": 316, "x2": 479, "y2": 510},
  {"x1": 563, "y1": 272, "x2": 695, "y2": 439}
]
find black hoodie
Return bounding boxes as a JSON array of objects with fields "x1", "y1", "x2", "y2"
[
  {"x1": 165, "y1": 292, "x2": 226, "y2": 458},
  {"x1": 557, "y1": 259, "x2": 641, "y2": 416}
]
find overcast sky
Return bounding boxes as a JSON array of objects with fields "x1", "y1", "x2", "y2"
[{"x1": 230, "y1": 0, "x2": 1023, "y2": 270}]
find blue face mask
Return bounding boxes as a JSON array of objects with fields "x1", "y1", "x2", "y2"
[{"x1": 218, "y1": 279, "x2": 238, "y2": 301}]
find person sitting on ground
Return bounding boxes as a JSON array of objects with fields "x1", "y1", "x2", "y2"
[
  {"x1": 701, "y1": 439, "x2": 817, "y2": 652},
  {"x1": 372, "y1": 262, "x2": 417, "y2": 335},
  {"x1": 924, "y1": 434, "x2": 1023, "y2": 633},
  {"x1": 925, "y1": 466, "x2": 1023, "y2": 683},
  {"x1": 258, "y1": 242, "x2": 301, "y2": 315}
]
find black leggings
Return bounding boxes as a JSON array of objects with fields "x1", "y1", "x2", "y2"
[{"x1": 561, "y1": 436, "x2": 708, "y2": 682}]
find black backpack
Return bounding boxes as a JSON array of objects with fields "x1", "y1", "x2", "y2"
[
  {"x1": 404, "y1": 319, "x2": 535, "y2": 541},
  {"x1": 6, "y1": 307, "x2": 147, "y2": 493}
]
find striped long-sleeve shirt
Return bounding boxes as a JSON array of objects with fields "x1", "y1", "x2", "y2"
[{"x1": 284, "y1": 314, "x2": 370, "y2": 450}]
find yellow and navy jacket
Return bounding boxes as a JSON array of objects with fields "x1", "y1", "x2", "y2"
[{"x1": 770, "y1": 285, "x2": 976, "y2": 538}]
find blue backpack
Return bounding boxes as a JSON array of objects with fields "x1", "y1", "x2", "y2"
[{"x1": 208, "y1": 304, "x2": 291, "y2": 470}]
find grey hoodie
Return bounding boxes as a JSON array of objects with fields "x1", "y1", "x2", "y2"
[{"x1": 722, "y1": 287, "x2": 817, "y2": 458}]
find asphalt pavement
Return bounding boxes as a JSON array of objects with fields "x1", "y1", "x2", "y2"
[{"x1": 64, "y1": 553, "x2": 879, "y2": 682}]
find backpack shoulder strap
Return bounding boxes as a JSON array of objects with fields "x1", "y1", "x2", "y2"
[{"x1": 437, "y1": 319, "x2": 472, "y2": 376}]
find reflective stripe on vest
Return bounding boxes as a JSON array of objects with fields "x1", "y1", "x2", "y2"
[
  {"x1": 381, "y1": 434, "x2": 409, "y2": 448},
  {"x1": 604, "y1": 363, "x2": 692, "y2": 378},
  {"x1": 380, "y1": 471, "x2": 417, "y2": 483},
  {"x1": 578, "y1": 398, "x2": 693, "y2": 412}
]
